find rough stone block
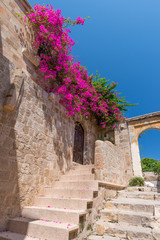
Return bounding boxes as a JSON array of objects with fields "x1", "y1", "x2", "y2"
[
  {"x1": 3, "y1": 84, "x2": 16, "y2": 112},
  {"x1": 22, "y1": 48, "x2": 40, "y2": 67},
  {"x1": 96, "y1": 224, "x2": 106, "y2": 235}
]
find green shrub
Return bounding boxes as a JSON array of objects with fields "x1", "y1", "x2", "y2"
[
  {"x1": 153, "y1": 162, "x2": 160, "y2": 175},
  {"x1": 141, "y1": 158, "x2": 158, "y2": 172},
  {"x1": 129, "y1": 176, "x2": 144, "y2": 187}
]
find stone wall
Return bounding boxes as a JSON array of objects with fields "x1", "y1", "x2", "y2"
[
  {"x1": 96, "y1": 121, "x2": 134, "y2": 186},
  {"x1": 0, "y1": 0, "x2": 98, "y2": 230},
  {"x1": 94, "y1": 140, "x2": 127, "y2": 185},
  {"x1": 143, "y1": 172, "x2": 159, "y2": 181},
  {"x1": 0, "y1": 0, "x2": 141, "y2": 231}
]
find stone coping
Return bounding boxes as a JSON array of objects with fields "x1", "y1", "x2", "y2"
[
  {"x1": 127, "y1": 111, "x2": 160, "y2": 122},
  {"x1": 22, "y1": 48, "x2": 40, "y2": 67},
  {"x1": 98, "y1": 181, "x2": 126, "y2": 190}
]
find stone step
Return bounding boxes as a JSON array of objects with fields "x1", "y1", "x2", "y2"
[
  {"x1": 149, "y1": 181, "x2": 160, "y2": 186},
  {"x1": 61, "y1": 173, "x2": 95, "y2": 181},
  {"x1": 22, "y1": 206, "x2": 86, "y2": 225},
  {"x1": 33, "y1": 197, "x2": 93, "y2": 210},
  {"x1": 88, "y1": 235, "x2": 120, "y2": 240},
  {"x1": 152, "y1": 228, "x2": 160, "y2": 239},
  {"x1": 95, "y1": 220, "x2": 152, "y2": 239},
  {"x1": 0, "y1": 231, "x2": 39, "y2": 240},
  {"x1": 105, "y1": 197, "x2": 160, "y2": 214},
  {"x1": 8, "y1": 217, "x2": 78, "y2": 240},
  {"x1": 72, "y1": 164, "x2": 94, "y2": 170},
  {"x1": 66, "y1": 169, "x2": 94, "y2": 175},
  {"x1": 151, "y1": 188, "x2": 160, "y2": 192},
  {"x1": 44, "y1": 188, "x2": 98, "y2": 199},
  {"x1": 53, "y1": 180, "x2": 98, "y2": 191},
  {"x1": 101, "y1": 209, "x2": 153, "y2": 227},
  {"x1": 118, "y1": 190, "x2": 160, "y2": 200},
  {"x1": 126, "y1": 187, "x2": 153, "y2": 192},
  {"x1": 126, "y1": 186, "x2": 160, "y2": 192}
]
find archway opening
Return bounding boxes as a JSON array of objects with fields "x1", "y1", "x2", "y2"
[
  {"x1": 138, "y1": 129, "x2": 160, "y2": 173},
  {"x1": 73, "y1": 122, "x2": 84, "y2": 165}
]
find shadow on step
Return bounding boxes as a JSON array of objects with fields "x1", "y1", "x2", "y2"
[{"x1": 6, "y1": 216, "x2": 79, "y2": 240}]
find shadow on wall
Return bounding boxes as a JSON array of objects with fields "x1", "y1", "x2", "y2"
[
  {"x1": 14, "y1": 12, "x2": 72, "y2": 173},
  {"x1": 43, "y1": 95, "x2": 74, "y2": 172},
  {"x1": 13, "y1": 0, "x2": 75, "y2": 173},
  {"x1": 0, "y1": 26, "x2": 21, "y2": 231}
]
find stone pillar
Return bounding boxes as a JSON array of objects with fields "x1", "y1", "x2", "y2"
[
  {"x1": 94, "y1": 140, "x2": 105, "y2": 180},
  {"x1": 128, "y1": 125, "x2": 143, "y2": 177},
  {"x1": 114, "y1": 121, "x2": 134, "y2": 182}
]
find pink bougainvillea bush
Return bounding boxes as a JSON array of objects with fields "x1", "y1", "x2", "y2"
[{"x1": 22, "y1": 4, "x2": 126, "y2": 127}]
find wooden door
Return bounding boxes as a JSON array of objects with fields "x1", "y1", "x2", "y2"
[{"x1": 73, "y1": 123, "x2": 84, "y2": 164}]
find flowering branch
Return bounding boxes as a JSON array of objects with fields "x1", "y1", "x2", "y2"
[{"x1": 19, "y1": 4, "x2": 128, "y2": 128}]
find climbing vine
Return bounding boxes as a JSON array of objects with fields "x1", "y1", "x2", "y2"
[{"x1": 19, "y1": 4, "x2": 133, "y2": 128}]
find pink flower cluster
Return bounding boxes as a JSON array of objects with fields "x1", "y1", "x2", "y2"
[
  {"x1": 26, "y1": 4, "x2": 123, "y2": 127},
  {"x1": 76, "y1": 17, "x2": 85, "y2": 25}
]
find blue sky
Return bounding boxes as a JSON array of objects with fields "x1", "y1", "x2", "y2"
[
  {"x1": 28, "y1": 0, "x2": 160, "y2": 160},
  {"x1": 139, "y1": 129, "x2": 160, "y2": 160}
]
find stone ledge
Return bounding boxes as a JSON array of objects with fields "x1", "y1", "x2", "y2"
[
  {"x1": 127, "y1": 111, "x2": 160, "y2": 123},
  {"x1": 22, "y1": 48, "x2": 40, "y2": 67},
  {"x1": 98, "y1": 181, "x2": 126, "y2": 190}
]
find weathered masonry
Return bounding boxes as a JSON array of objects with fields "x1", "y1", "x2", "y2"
[
  {"x1": 102, "y1": 112, "x2": 160, "y2": 180},
  {"x1": 0, "y1": 0, "x2": 133, "y2": 230},
  {"x1": 0, "y1": 0, "x2": 99, "y2": 229}
]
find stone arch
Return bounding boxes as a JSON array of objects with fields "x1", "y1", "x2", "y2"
[
  {"x1": 137, "y1": 125, "x2": 160, "y2": 139},
  {"x1": 127, "y1": 112, "x2": 160, "y2": 176}
]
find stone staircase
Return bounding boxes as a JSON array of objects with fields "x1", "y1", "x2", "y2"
[
  {"x1": 2, "y1": 164, "x2": 160, "y2": 240},
  {"x1": 89, "y1": 186, "x2": 160, "y2": 240},
  {"x1": 0, "y1": 164, "x2": 103, "y2": 240}
]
